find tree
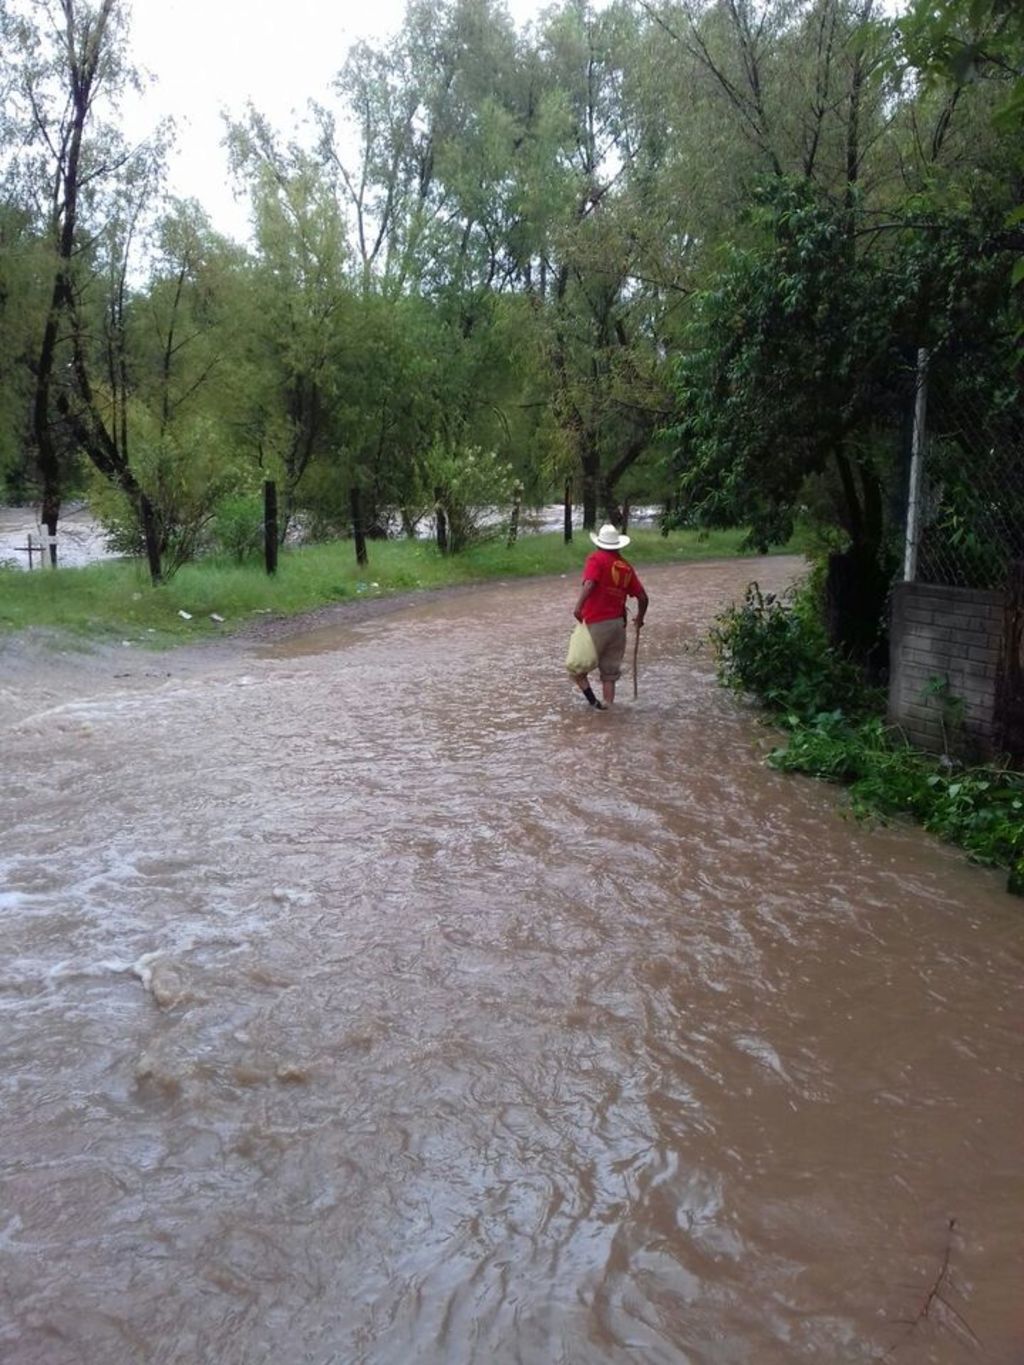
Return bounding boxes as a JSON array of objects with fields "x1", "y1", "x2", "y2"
[
  {"x1": 307, "y1": 1, "x2": 570, "y2": 532},
  {"x1": 228, "y1": 114, "x2": 354, "y2": 538},
  {"x1": 86, "y1": 199, "x2": 253, "y2": 576},
  {"x1": 669, "y1": 175, "x2": 1021, "y2": 660},
  {"x1": 0, "y1": 0, "x2": 135, "y2": 562},
  {"x1": 536, "y1": 1, "x2": 680, "y2": 527},
  {"x1": 899, "y1": 0, "x2": 1024, "y2": 131},
  {"x1": 896, "y1": 0, "x2": 1024, "y2": 322},
  {"x1": 0, "y1": 202, "x2": 45, "y2": 497}
]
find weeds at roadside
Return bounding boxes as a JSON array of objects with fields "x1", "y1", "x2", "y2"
[{"x1": 711, "y1": 581, "x2": 1024, "y2": 895}]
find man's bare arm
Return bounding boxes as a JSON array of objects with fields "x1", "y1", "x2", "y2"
[{"x1": 574, "y1": 580, "x2": 596, "y2": 621}]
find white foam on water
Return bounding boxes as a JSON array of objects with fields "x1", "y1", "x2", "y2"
[
  {"x1": 271, "y1": 887, "x2": 316, "y2": 907},
  {"x1": 734, "y1": 1033, "x2": 793, "y2": 1083},
  {"x1": 0, "y1": 1214, "x2": 25, "y2": 1251}
]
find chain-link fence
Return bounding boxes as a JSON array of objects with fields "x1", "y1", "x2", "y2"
[{"x1": 907, "y1": 357, "x2": 1024, "y2": 589}]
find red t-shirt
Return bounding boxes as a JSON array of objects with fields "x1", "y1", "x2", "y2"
[{"x1": 580, "y1": 549, "x2": 644, "y2": 624}]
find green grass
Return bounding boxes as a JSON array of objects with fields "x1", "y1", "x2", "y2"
[{"x1": 0, "y1": 527, "x2": 797, "y2": 645}]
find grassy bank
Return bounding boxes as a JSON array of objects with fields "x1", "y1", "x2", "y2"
[
  {"x1": 712, "y1": 582, "x2": 1024, "y2": 896},
  {"x1": 0, "y1": 527, "x2": 791, "y2": 644}
]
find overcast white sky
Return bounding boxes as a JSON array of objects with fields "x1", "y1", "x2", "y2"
[{"x1": 124, "y1": 0, "x2": 551, "y2": 243}]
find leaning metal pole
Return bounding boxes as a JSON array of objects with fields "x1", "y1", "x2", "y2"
[{"x1": 903, "y1": 347, "x2": 929, "y2": 583}]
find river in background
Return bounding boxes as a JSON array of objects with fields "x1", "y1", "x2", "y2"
[
  {"x1": 1, "y1": 556, "x2": 1022, "y2": 1364},
  {"x1": 0, "y1": 504, "x2": 662, "y2": 572},
  {"x1": 0, "y1": 504, "x2": 119, "y2": 570}
]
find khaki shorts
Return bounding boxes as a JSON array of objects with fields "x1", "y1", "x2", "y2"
[{"x1": 587, "y1": 617, "x2": 627, "y2": 681}]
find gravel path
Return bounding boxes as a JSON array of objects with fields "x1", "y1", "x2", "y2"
[{"x1": 0, "y1": 581, "x2": 529, "y2": 729}]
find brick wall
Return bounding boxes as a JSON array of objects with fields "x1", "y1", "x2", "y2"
[{"x1": 888, "y1": 582, "x2": 1006, "y2": 758}]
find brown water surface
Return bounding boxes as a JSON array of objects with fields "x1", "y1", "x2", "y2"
[{"x1": 1, "y1": 557, "x2": 1021, "y2": 1364}]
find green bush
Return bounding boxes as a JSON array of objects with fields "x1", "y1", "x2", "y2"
[
  {"x1": 84, "y1": 410, "x2": 252, "y2": 577},
  {"x1": 710, "y1": 580, "x2": 871, "y2": 719},
  {"x1": 212, "y1": 495, "x2": 265, "y2": 562},
  {"x1": 430, "y1": 444, "x2": 515, "y2": 553},
  {"x1": 712, "y1": 578, "x2": 1024, "y2": 894}
]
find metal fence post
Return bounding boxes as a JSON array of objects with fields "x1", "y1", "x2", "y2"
[{"x1": 903, "y1": 347, "x2": 929, "y2": 583}]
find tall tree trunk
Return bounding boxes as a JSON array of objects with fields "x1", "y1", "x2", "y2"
[
  {"x1": 860, "y1": 461, "x2": 884, "y2": 560},
  {"x1": 34, "y1": 303, "x2": 64, "y2": 566},
  {"x1": 62, "y1": 301, "x2": 164, "y2": 585},
  {"x1": 580, "y1": 430, "x2": 600, "y2": 531},
  {"x1": 823, "y1": 540, "x2": 891, "y2": 676},
  {"x1": 824, "y1": 459, "x2": 891, "y2": 674},
  {"x1": 28, "y1": 0, "x2": 118, "y2": 566},
  {"x1": 139, "y1": 493, "x2": 163, "y2": 586},
  {"x1": 601, "y1": 481, "x2": 622, "y2": 526},
  {"x1": 833, "y1": 447, "x2": 864, "y2": 548},
  {"x1": 41, "y1": 488, "x2": 60, "y2": 568},
  {"x1": 601, "y1": 427, "x2": 652, "y2": 531}
]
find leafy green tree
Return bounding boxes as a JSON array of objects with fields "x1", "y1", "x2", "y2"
[
  {"x1": 429, "y1": 442, "x2": 515, "y2": 552},
  {"x1": 0, "y1": 203, "x2": 45, "y2": 496},
  {"x1": 228, "y1": 115, "x2": 355, "y2": 536},
  {"x1": 670, "y1": 175, "x2": 1021, "y2": 659},
  {"x1": 315, "y1": 0, "x2": 524, "y2": 296},
  {"x1": 898, "y1": 0, "x2": 1024, "y2": 130},
  {"x1": 86, "y1": 200, "x2": 254, "y2": 575},
  {"x1": 672, "y1": 180, "x2": 900, "y2": 546},
  {"x1": 895, "y1": 0, "x2": 1024, "y2": 320},
  {"x1": 531, "y1": 1, "x2": 681, "y2": 527},
  {"x1": 0, "y1": 0, "x2": 137, "y2": 561}
]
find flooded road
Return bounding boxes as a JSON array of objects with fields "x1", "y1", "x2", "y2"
[{"x1": 1, "y1": 556, "x2": 1022, "y2": 1365}]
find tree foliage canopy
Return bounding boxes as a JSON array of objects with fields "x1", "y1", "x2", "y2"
[{"x1": 0, "y1": 0, "x2": 1019, "y2": 602}]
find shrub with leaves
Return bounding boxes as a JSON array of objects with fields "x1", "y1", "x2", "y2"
[
  {"x1": 212, "y1": 494, "x2": 265, "y2": 562},
  {"x1": 429, "y1": 444, "x2": 515, "y2": 553},
  {"x1": 710, "y1": 580, "x2": 871, "y2": 719},
  {"x1": 87, "y1": 410, "x2": 249, "y2": 578},
  {"x1": 713, "y1": 577, "x2": 1023, "y2": 894},
  {"x1": 772, "y1": 716, "x2": 1024, "y2": 881}
]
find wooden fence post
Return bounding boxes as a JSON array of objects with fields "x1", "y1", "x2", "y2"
[
  {"x1": 350, "y1": 485, "x2": 368, "y2": 567},
  {"x1": 563, "y1": 480, "x2": 572, "y2": 544},
  {"x1": 434, "y1": 486, "x2": 448, "y2": 555},
  {"x1": 507, "y1": 481, "x2": 523, "y2": 547},
  {"x1": 264, "y1": 480, "x2": 278, "y2": 576}
]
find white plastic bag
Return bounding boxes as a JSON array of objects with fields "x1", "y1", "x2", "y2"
[{"x1": 565, "y1": 621, "x2": 597, "y2": 674}]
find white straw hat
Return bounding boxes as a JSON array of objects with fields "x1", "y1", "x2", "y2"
[{"x1": 589, "y1": 523, "x2": 630, "y2": 550}]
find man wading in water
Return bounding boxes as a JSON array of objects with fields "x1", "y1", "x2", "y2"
[{"x1": 571, "y1": 523, "x2": 649, "y2": 709}]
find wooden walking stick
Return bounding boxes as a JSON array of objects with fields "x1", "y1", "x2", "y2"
[{"x1": 632, "y1": 614, "x2": 640, "y2": 699}]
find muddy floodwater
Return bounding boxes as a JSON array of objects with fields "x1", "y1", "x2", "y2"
[{"x1": 1, "y1": 557, "x2": 1022, "y2": 1365}]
